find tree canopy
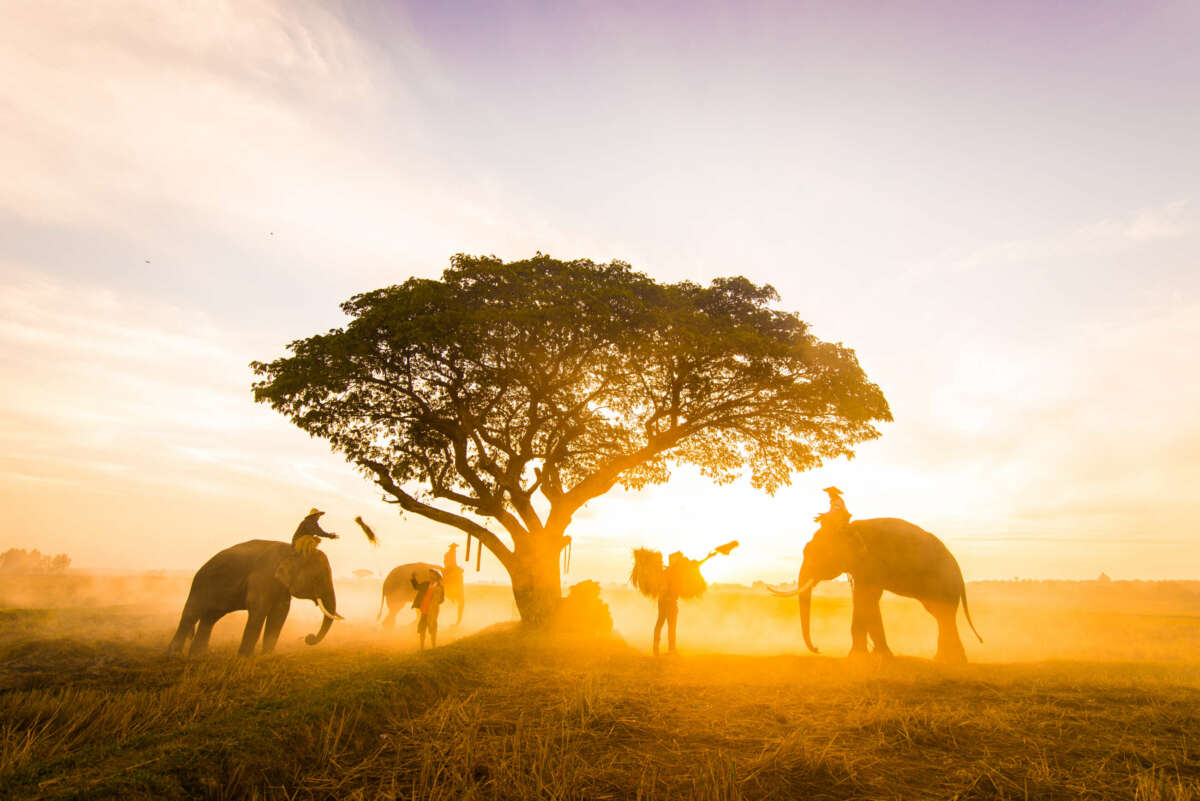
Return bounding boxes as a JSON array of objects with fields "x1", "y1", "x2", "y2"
[{"x1": 251, "y1": 254, "x2": 891, "y2": 621}]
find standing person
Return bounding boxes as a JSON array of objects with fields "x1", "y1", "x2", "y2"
[
  {"x1": 443, "y1": 542, "x2": 459, "y2": 571},
  {"x1": 293, "y1": 508, "x2": 339, "y2": 553},
  {"x1": 813, "y1": 487, "x2": 851, "y2": 530},
  {"x1": 653, "y1": 552, "x2": 685, "y2": 656},
  {"x1": 410, "y1": 570, "x2": 445, "y2": 649},
  {"x1": 631, "y1": 541, "x2": 737, "y2": 657}
]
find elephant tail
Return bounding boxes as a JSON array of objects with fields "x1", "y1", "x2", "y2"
[
  {"x1": 377, "y1": 586, "x2": 386, "y2": 622},
  {"x1": 960, "y1": 581, "x2": 984, "y2": 643}
]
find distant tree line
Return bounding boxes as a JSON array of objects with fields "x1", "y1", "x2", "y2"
[{"x1": 0, "y1": 548, "x2": 71, "y2": 574}]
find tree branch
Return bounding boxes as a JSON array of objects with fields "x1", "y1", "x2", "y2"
[{"x1": 360, "y1": 458, "x2": 515, "y2": 568}]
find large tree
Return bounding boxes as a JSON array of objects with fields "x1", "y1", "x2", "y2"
[{"x1": 251, "y1": 254, "x2": 891, "y2": 622}]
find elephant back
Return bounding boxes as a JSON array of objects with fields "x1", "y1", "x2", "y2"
[
  {"x1": 383, "y1": 562, "x2": 442, "y2": 596},
  {"x1": 193, "y1": 540, "x2": 294, "y2": 578},
  {"x1": 849, "y1": 518, "x2": 963, "y2": 601}
]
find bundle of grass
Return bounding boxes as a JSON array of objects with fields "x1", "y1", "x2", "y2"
[
  {"x1": 554, "y1": 580, "x2": 613, "y2": 638},
  {"x1": 630, "y1": 548, "x2": 665, "y2": 599},
  {"x1": 354, "y1": 515, "x2": 378, "y2": 544},
  {"x1": 631, "y1": 542, "x2": 739, "y2": 601}
]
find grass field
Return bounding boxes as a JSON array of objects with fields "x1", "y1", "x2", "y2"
[{"x1": 2, "y1": 577, "x2": 1200, "y2": 800}]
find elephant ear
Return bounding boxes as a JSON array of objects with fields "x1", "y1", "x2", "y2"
[
  {"x1": 274, "y1": 555, "x2": 299, "y2": 591},
  {"x1": 841, "y1": 525, "x2": 869, "y2": 557}
]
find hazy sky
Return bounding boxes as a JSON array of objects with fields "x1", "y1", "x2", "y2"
[{"x1": 2, "y1": 0, "x2": 1198, "y2": 584}]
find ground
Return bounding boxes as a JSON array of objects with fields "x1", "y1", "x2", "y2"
[{"x1": 1, "y1": 578, "x2": 1199, "y2": 799}]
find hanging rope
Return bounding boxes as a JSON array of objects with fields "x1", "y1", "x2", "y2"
[
  {"x1": 464, "y1": 532, "x2": 472, "y2": 562},
  {"x1": 562, "y1": 536, "x2": 572, "y2": 574},
  {"x1": 475, "y1": 537, "x2": 483, "y2": 572}
]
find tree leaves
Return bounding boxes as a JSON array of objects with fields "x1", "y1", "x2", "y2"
[{"x1": 251, "y1": 254, "x2": 892, "y2": 555}]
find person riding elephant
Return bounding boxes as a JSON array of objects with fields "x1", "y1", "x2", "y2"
[
  {"x1": 168, "y1": 538, "x2": 342, "y2": 657},
  {"x1": 813, "y1": 486, "x2": 851, "y2": 530},
  {"x1": 379, "y1": 560, "x2": 465, "y2": 627},
  {"x1": 293, "y1": 508, "x2": 339, "y2": 554},
  {"x1": 768, "y1": 517, "x2": 983, "y2": 663}
]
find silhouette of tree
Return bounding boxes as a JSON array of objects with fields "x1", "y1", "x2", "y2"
[
  {"x1": 0, "y1": 548, "x2": 71, "y2": 574},
  {"x1": 252, "y1": 254, "x2": 891, "y2": 623}
]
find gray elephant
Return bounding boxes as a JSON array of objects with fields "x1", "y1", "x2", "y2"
[
  {"x1": 168, "y1": 540, "x2": 342, "y2": 657},
  {"x1": 378, "y1": 562, "x2": 464, "y2": 628},
  {"x1": 769, "y1": 518, "x2": 982, "y2": 662}
]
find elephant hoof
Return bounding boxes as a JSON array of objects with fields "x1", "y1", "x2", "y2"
[{"x1": 873, "y1": 648, "x2": 895, "y2": 661}]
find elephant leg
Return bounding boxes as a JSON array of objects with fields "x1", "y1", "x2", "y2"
[
  {"x1": 238, "y1": 610, "x2": 268, "y2": 657},
  {"x1": 189, "y1": 613, "x2": 220, "y2": 656},
  {"x1": 382, "y1": 603, "x2": 398, "y2": 630},
  {"x1": 455, "y1": 599, "x2": 463, "y2": 626},
  {"x1": 923, "y1": 600, "x2": 967, "y2": 663},
  {"x1": 859, "y1": 586, "x2": 893, "y2": 658},
  {"x1": 260, "y1": 598, "x2": 291, "y2": 655},
  {"x1": 168, "y1": 608, "x2": 198, "y2": 655},
  {"x1": 848, "y1": 588, "x2": 872, "y2": 657}
]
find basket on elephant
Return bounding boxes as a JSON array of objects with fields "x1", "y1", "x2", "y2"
[{"x1": 630, "y1": 548, "x2": 665, "y2": 599}]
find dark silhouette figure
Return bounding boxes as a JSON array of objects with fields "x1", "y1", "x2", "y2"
[
  {"x1": 768, "y1": 518, "x2": 983, "y2": 662},
  {"x1": 813, "y1": 486, "x2": 850, "y2": 529},
  {"x1": 410, "y1": 570, "x2": 445, "y2": 649},
  {"x1": 654, "y1": 552, "x2": 685, "y2": 655},
  {"x1": 293, "y1": 508, "x2": 339, "y2": 554},
  {"x1": 631, "y1": 541, "x2": 738, "y2": 656}
]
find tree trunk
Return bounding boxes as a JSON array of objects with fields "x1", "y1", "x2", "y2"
[{"x1": 509, "y1": 533, "x2": 565, "y2": 625}]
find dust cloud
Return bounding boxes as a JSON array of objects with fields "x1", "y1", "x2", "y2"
[{"x1": 2, "y1": 570, "x2": 1198, "y2": 662}]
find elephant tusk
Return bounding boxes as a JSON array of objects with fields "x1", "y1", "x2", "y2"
[
  {"x1": 316, "y1": 598, "x2": 343, "y2": 620},
  {"x1": 765, "y1": 578, "x2": 816, "y2": 598}
]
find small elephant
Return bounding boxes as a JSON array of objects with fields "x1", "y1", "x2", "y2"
[
  {"x1": 168, "y1": 539, "x2": 342, "y2": 657},
  {"x1": 769, "y1": 518, "x2": 982, "y2": 662},
  {"x1": 377, "y1": 562, "x2": 464, "y2": 627}
]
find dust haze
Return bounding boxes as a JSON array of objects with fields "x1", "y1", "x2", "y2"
[{"x1": 3, "y1": 568, "x2": 1196, "y2": 663}]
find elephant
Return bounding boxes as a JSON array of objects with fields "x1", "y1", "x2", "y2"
[
  {"x1": 167, "y1": 540, "x2": 342, "y2": 657},
  {"x1": 378, "y1": 562, "x2": 464, "y2": 628},
  {"x1": 768, "y1": 518, "x2": 982, "y2": 663}
]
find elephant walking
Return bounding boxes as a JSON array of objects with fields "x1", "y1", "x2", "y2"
[
  {"x1": 378, "y1": 562, "x2": 464, "y2": 628},
  {"x1": 769, "y1": 518, "x2": 982, "y2": 663},
  {"x1": 168, "y1": 540, "x2": 342, "y2": 657}
]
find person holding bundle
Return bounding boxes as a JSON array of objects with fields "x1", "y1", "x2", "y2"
[
  {"x1": 630, "y1": 541, "x2": 738, "y2": 656},
  {"x1": 410, "y1": 570, "x2": 445, "y2": 649}
]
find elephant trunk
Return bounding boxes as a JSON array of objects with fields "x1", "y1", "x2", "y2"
[
  {"x1": 798, "y1": 582, "x2": 819, "y2": 654},
  {"x1": 305, "y1": 593, "x2": 338, "y2": 646}
]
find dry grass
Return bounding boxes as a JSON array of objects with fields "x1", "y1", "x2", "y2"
[{"x1": 2, "y1": 580, "x2": 1200, "y2": 800}]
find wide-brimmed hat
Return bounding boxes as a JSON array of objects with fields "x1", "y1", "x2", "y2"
[
  {"x1": 822, "y1": 486, "x2": 842, "y2": 496},
  {"x1": 447, "y1": 542, "x2": 458, "y2": 550},
  {"x1": 308, "y1": 508, "x2": 324, "y2": 516}
]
